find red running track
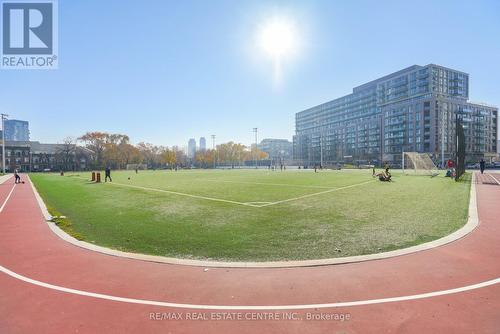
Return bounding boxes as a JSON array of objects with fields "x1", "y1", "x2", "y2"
[{"x1": 0, "y1": 173, "x2": 499, "y2": 333}]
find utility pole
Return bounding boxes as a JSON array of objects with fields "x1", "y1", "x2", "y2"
[
  {"x1": 253, "y1": 128, "x2": 258, "y2": 169},
  {"x1": 211, "y1": 134, "x2": 216, "y2": 169},
  {"x1": 1, "y1": 114, "x2": 8, "y2": 174}
]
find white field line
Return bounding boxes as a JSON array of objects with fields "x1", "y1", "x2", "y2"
[
  {"x1": 111, "y1": 182, "x2": 260, "y2": 207},
  {"x1": 487, "y1": 173, "x2": 500, "y2": 185},
  {"x1": 257, "y1": 180, "x2": 376, "y2": 207},
  {"x1": 202, "y1": 179, "x2": 335, "y2": 189},
  {"x1": 245, "y1": 201, "x2": 273, "y2": 205},
  {"x1": 68, "y1": 175, "x2": 374, "y2": 208},
  {"x1": 0, "y1": 265, "x2": 498, "y2": 310},
  {"x1": 70, "y1": 176, "x2": 259, "y2": 208},
  {"x1": 0, "y1": 184, "x2": 16, "y2": 213}
]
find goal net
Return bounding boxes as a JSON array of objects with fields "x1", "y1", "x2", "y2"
[
  {"x1": 126, "y1": 164, "x2": 147, "y2": 170},
  {"x1": 402, "y1": 152, "x2": 439, "y2": 176}
]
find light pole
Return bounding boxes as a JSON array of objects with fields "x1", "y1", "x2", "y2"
[
  {"x1": 253, "y1": 128, "x2": 258, "y2": 169},
  {"x1": 441, "y1": 107, "x2": 446, "y2": 168},
  {"x1": 307, "y1": 136, "x2": 311, "y2": 167},
  {"x1": 320, "y1": 134, "x2": 323, "y2": 168},
  {"x1": 380, "y1": 114, "x2": 383, "y2": 167},
  {"x1": 1, "y1": 113, "x2": 8, "y2": 174},
  {"x1": 211, "y1": 134, "x2": 216, "y2": 169}
]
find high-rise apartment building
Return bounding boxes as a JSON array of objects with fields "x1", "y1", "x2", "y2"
[
  {"x1": 187, "y1": 138, "x2": 196, "y2": 159},
  {"x1": 4, "y1": 119, "x2": 30, "y2": 141},
  {"x1": 294, "y1": 64, "x2": 498, "y2": 165},
  {"x1": 258, "y1": 139, "x2": 293, "y2": 161},
  {"x1": 199, "y1": 137, "x2": 206, "y2": 152}
]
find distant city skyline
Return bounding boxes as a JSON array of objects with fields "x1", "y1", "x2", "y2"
[
  {"x1": 2, "y1": 1, "x2": 499, "y2": 147},
  {"x1": 187, "y1": 138, "x2": 196, "y2": 158},
  {"x1": 199, "y1": 137, "x2": 206, "y2": 151}
]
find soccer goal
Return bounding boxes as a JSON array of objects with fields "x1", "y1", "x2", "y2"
[
  {"x1": 402, "y1": 152, "x2": 439, "y2": 176},
  {"x1": 126, "y1": 164, "x2": 147, "y2": 170}
]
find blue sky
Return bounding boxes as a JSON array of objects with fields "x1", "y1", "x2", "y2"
[{"x1": 2, "y1": 0, "x2": 500, "y2": 147}]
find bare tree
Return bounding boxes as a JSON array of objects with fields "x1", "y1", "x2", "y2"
[{"x1": 56, "y1": 137, "x2": 76, "y2": 171}]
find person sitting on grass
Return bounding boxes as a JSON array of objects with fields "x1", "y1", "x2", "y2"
[
  {"x1": 384, "y1": 166, "x2": 392, "y2": 181},
  {"x1": 373, "y1": 166, "x2": 392, "y2": 182}
]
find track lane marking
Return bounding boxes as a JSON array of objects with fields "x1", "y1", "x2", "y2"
[
  {"x1": 4, "y1": 172, "x2": 496, "y2": 309},
  {"x1": 0, "y1": 183, "x2": 16, "y2": 213},
  {"x1": 0, "y1": 265, "x2": 498, "y2": 310},
  {"x1": 487, "y1": 173, "x2": 500, "y2": 185}
]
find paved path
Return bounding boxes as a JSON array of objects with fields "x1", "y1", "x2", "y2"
[{"x1": 0, "y1": 173, "x2": 499, "y2": 333}]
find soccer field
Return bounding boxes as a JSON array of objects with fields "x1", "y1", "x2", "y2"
[{"x1": 30, "y1": 169, "x2": 471, "y2": 261}]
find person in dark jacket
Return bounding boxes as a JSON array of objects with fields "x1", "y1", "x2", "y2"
[
  {"x1": 479, "y1": 159, "x2": 486, "y2": 174},
  {"x1": 105, "y1": 167, "x2": 112, "y2": 182},
  {"x1": 14, "y1": 169, "x2": 21, "y2": 184}
]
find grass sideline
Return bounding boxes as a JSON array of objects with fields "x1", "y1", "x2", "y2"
[{"x1": 30, "y1": 169, "x2": 471, "y2": 261}]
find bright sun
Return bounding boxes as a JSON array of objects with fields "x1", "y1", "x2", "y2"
[{"x1": 257, "y1": 17, "x2": 298, "y2": 60}]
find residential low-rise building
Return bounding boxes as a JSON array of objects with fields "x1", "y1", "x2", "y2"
[{"x1": 0, "y1": 141, "x2": 94, "y2": 172}]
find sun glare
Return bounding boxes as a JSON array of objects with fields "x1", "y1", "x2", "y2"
[
  {"x1": 255, "y1": 16, "x2": 300, "y2": 87},
  {"x1": 257, "y1": 18, "x2": 297, "y2": 58}
]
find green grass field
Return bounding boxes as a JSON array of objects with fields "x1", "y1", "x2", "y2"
[{"x1": 30, "y1": 169, "x2": 471, "y2": 261}]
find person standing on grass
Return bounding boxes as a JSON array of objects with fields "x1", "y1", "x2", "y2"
[
  {"x1": 480, "y1": 159, "x2": 485, "y2": 174},
  {"x1": 105, "y1": 166, "x2": 112, "y2": 182},
  {"x1": 14, "y1": 169, "x2": 21, "y2": 184}
]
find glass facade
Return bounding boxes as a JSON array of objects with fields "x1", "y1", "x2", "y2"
[
  {"x1": 258, "y1": 139, "x2": 293, "y2": 160},
  {"x1": 294, "y1": 64, "x2": 498, "y2": 165},
  {"x1": 4, "y1": 119, "x2": 30, "y2": 141}
]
